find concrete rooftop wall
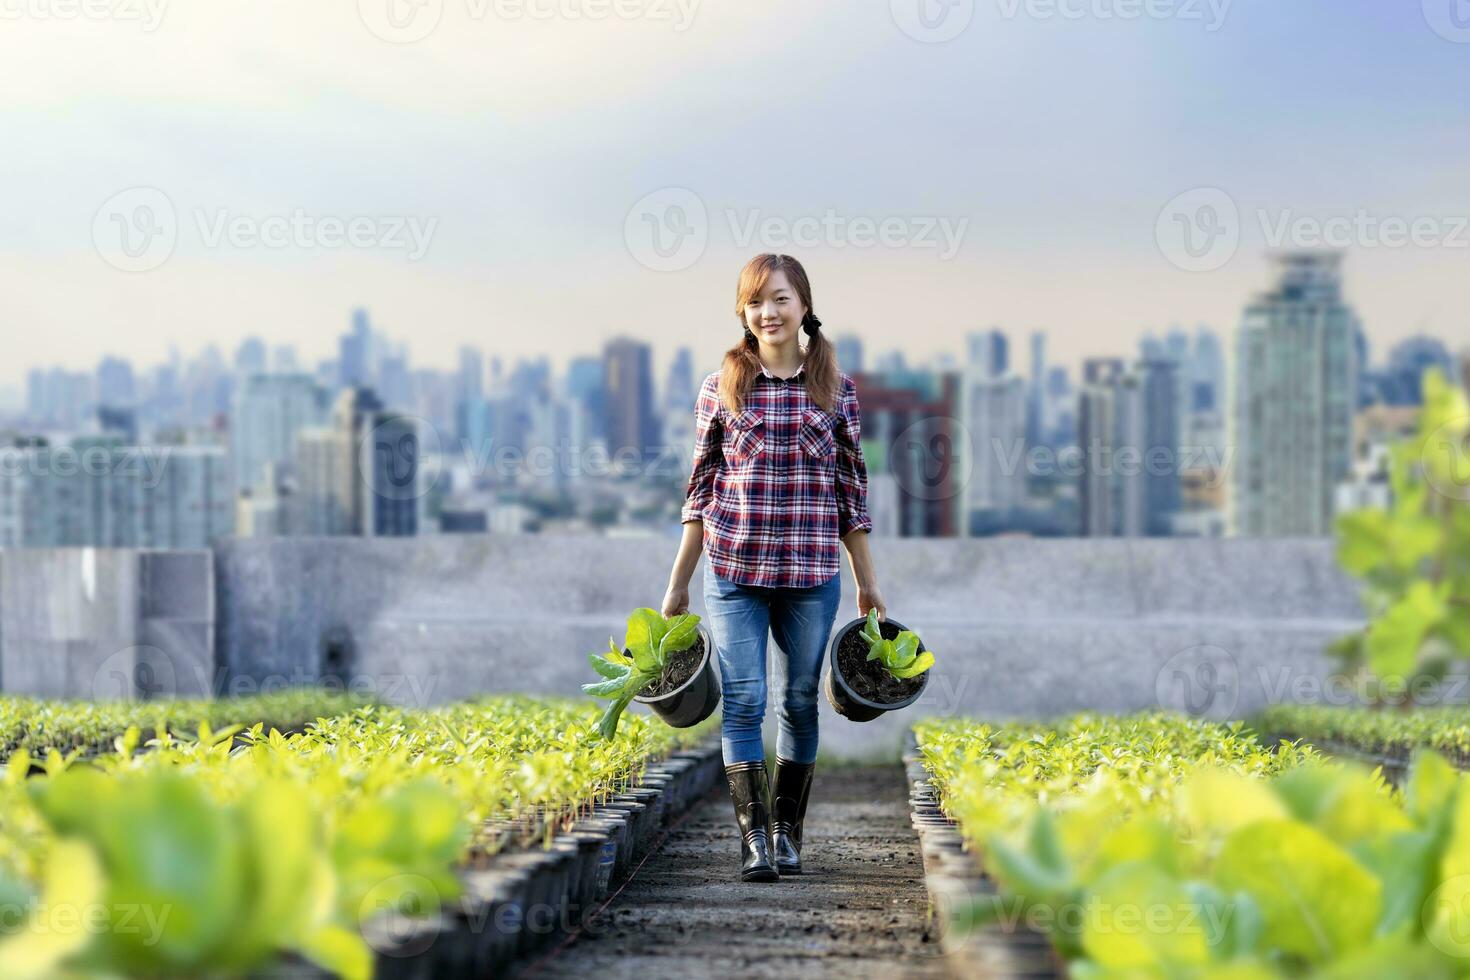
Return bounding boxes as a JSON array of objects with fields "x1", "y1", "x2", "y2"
[{"x1": 1, "y1": 536, "x2": 1366, "y2": 760}]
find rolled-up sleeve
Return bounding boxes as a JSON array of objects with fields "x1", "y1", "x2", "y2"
[
  {"x1": 681, "y1": 373, "x2": 723, "y2": 524},
  {"x1": 835, "y1": 377, "x2": 872, "y2": 536}
]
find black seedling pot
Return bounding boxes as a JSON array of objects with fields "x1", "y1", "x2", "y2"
[
  {"x1": 634, "y1": 623, "x2": 721, "y2": 728},
  {"x1": 824, "y1": 616, "x2": 930, "y2": 723}
]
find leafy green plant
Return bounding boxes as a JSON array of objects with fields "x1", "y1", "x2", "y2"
[
  {"x1": 857, "y1": 609, "x2": 935, "y2": 680},
  {"x1": 1332, "y1": 367, "x2": 1470, "y2": 694},
  {"x1": 913, "y1": 713, "x2": 1470, "y2": 977},
  {"x1": 583, "y1": 609, "x2": 701, "y2": 740},
  {"x1": 0, "y1": 695, "x2": 718, "y2": 978}
]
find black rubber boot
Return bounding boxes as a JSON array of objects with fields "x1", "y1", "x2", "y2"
[
  {"x1": 772, "y1": 756, "x2": 816, "y2": 875},
  {"x1": 724, "y1": 760, "x2": 779, "y2": 882}
]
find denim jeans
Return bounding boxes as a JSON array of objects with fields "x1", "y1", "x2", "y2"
[{"x1": 701, "y1": 566, "x2": 842, "y2": 767}]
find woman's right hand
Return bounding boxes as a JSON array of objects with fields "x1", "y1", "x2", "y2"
[{"x1": 661, "y1": 584, "x2": 690, "y2": 619}]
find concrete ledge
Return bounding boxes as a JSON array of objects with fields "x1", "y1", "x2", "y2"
[{"x1": 3, "y1": 536, "x2": 1366, "y2": 758}]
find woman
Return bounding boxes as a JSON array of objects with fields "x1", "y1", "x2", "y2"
[{"x1": 661, "y1": 252, "x2": 886, "y2": 882}]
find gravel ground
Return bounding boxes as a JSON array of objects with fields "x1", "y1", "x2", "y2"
[{"x1": 515, "y1": 764, "x2": 952, "y2": 980}]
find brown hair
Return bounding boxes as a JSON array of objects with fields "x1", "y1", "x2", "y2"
[{"x1": 719, "y1": 253, "x2": 840, "y2": 414}]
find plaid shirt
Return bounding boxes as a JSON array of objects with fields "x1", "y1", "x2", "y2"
[{"x1": 681, "y1": 359, "x2": 873, "y2": 588}]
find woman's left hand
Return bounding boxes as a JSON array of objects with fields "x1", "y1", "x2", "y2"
[{"x1": 856, "y1": 580, "x2": 886, "y2": 623}]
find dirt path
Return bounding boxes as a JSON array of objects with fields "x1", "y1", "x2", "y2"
[{"x1": 516, "y1": 764, "x2": 950, "y2": 980}]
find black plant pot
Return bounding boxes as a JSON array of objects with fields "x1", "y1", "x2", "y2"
[
  {"x1": 823, "y1": 616, "x2": 930, "y2": 723},
  {"x1": 634, "y1": 623, "x2": 721, "y2": 729}
]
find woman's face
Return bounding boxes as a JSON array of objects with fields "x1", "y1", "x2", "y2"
[{"x1": 742, "y1": 269, "x2": 808, "y2": 348}]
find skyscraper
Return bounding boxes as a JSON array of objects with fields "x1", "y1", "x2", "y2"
[
  {"x1": 961, "y1": 369, "x2": 1027, "y2": 519},
  {"x1": 97, "y1": 356, "x2": 136, "y2": 409},
  {"x1": 1138, "y1": 358, "x2": 1181, "y2": 536},
  {"x1": 1231, "y1": 252, "x2": 1358, "y2": 536},
  {"x1": 232, "y1": 373, "x2": 329, "y2": 495},
  {"x1": 833, "y1": 334, "x2": 865, "y2": 375},
  {"x1": 1384, "y1": 336, "x2": 1453, "y2": 406},
  {"x1": 603, "y1": 338, "x2": 658, "y2": 467},
  {"x1": 234, "y1": 337, "x2": 268, "y2": 378},
  {"x1": 1078, "y1": 358, "x2": 1130, "y2": 537},
  {"x1": 339, "y1": 308, "x2": 375, "y2": 389},
  {"x1": 967, "y1": 329, "x2": 1008, "y2": 379},
  {"x1": 292, "y1": 388, "x2": 421, "y2": 537},
  {"x1": 0, "y1": 436, "x2": 232, "y2": 548}
]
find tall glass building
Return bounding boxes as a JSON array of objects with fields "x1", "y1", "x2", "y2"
[{"x1": 1231, "y1": 252, "x2": 1358, "y2": 536}]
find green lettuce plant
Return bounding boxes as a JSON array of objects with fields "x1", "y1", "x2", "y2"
[
  {"x1": 1332, "y1": 367, "x2": 1470, "y2": 695},
  {"x1": 857, "y1": 609, "x2": 935, "y2": 681},
  {"x1": 583, "y1": 609, "x2": 701, "y2": 740},
  {"x1": 914, "y1": 713, "x2": 1470, "y2": 977}
]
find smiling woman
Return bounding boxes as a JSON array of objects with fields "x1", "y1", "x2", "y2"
[{"x1": 659, "y1": 252, "x2": 887, "y2": 882}]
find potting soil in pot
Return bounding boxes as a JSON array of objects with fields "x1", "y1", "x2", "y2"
[
  {"x1": 836, "y1": 621, "x2": 926, "y2": 704},
  {"x1": 638, "y1": 635, "x2": 705, "y2": 697}
]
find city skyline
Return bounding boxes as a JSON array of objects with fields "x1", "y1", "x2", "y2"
[{"x1": 3, "y1": 2, "x2": 1468, "y2": 391}]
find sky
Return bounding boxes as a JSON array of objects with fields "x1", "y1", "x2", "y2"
[{"x1": 1, "y1": 0, "x2": 1467, "y2": 391}]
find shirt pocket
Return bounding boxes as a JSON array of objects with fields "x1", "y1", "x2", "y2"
[
  {"x1": 723, "y1": 407, "x2": 766, "y2": 462},
  {"x1": 798, "y1": 407, "x2": 837, "y2": 459}
]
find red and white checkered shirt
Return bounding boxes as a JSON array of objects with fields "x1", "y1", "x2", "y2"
[{"x1": 681, "y1": 360, "x2": 873, "y2": 588}]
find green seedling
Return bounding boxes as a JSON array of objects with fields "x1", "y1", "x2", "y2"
[
  {"x1": 583, "y1": 608, "x2": 701, "y2": 740},
  {"x1": 857, "y1": 608, "x2": 934, "y2": 680}
]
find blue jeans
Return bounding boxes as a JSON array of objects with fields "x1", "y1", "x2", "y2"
[{"x1": 702, "y1": 567, "x2": 842, "y2": 767}]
